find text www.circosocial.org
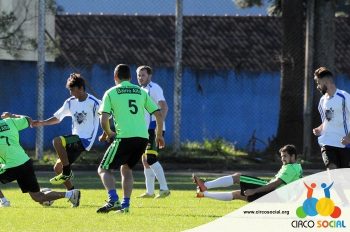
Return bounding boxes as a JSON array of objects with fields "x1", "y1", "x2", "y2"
[{"x1": 243, "y1": 210, "x2": 290, "y2": 216}]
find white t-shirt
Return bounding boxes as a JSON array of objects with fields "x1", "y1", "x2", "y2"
[
  {"x1": 318, "y1": 89, "x2": 350, "y2": 148},
  {"x1": 141, "y1": 81, "x2": 166, "y2": 131},
  {"x1": 54, "y1": 94, "x2": 101, "y2": 151}
]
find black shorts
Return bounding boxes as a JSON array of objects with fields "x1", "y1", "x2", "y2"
[
  {"x1": 61, "y1": 135, "x2": 86, "y2": 163},
  {"x1": 0, "y1": 159, "x2": 40, "y2": 193},
  {"x1": 100, "y1": 137, "x2": 148, "y2": 170},
  {"x1": 321, "y1": 145, "x2": 350, "y2": 168},
  {"x1": 240, "y1": 175, "x2": 270, "y2": 202}
]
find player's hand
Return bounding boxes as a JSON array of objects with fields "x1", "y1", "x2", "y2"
[
  {"x1": 99, "y1": 131, "x2": 108, "y2": 142},
  {"x1": 341, "y1": 136, "x2": 350, "y2": 145},
  {"x1": 313, "y1": 127, "x2": 322, "y2": 136},
  {"x1": 156, "y1": 135, "x2": 165, "y2": 149},
  {"x1": 244, "y1": 189, "x2": 256, "y2": 197},
  {"x1": 30, "y1": 120, "x2": 41, "y2": 127},
  {"x1": 1, "y1": 112, "x2": 12, "y2": 119},
  {"x1": 105, "y1": 131, "x2": 116, "y2": 143}
]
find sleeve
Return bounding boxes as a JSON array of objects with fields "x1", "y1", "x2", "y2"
[
  {"x1": 153, "y1": 85, "x2": 166, "y2": 103},
  {"x1": 53, "y1": 100, "x2": 71, "y2": 121},
  {"x1": 11, "y1": 117, "x2": 30, "y2": 131},
  {"x1": 345, "y1": 92, "x2": 350, "y2": 114},
  {"x1": 99, "y1": 92, "x2": 112, "y2": 115},
  {"x1": 275, "y1": 165, "x2": 296, "y2": 184},
  {"x1": 144, "y1": 92, "x2": 159, "y2": 114}
]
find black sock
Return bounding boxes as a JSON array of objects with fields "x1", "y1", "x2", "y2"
[{"x1": 62, "y1": 164, "x2": 71, "y2": 176}]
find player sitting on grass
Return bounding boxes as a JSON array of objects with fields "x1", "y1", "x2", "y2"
[
  {"x1": 0, "y1": 112, "x2": 80, "y2": 208},
  {"x1": 192, "y1": 144, "x2": 303, "y2": 202}
]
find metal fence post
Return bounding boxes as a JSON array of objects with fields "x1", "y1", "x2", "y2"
[
  {"x1": 303, "y1": 0, "x2": 315, "y2": 161},
  {"x1": 173, "y1": 0, "x2": 183, "y2": 153},
  {"x1": 36, "y1": 0, "x2": 45, "y2": 159}
]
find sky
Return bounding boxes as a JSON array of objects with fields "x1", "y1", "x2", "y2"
[{"x1": 56, "y1": 0, "x2": 268, "y2": 16}]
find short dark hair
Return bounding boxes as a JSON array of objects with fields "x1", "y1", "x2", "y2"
[
  {"x1": 114, "y1": 64, "x2": 131, "y2": 80},
  {"x1": 66, "y1": 73, "x2": 85, "y2": 90},
  {"x1": 136, "y1": 65, "x2": 152, "y2": 75},
  {"x1": 314, "y1": 67, "x2": 333, "y2": 79},
  {"x1": 279, "y1": 144, "x2": 297, "y2": 158}
]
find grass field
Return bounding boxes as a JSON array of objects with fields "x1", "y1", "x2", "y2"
[{"x1": 0, "y1": 171, "x2": 247, "y2": 232}]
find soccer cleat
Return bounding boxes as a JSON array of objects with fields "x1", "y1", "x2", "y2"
[
  {"x1": 155, "y1": 190, "x2": 170, "y2": 199},
  {"x1": 0, "y1": 199, "x2": 10, "y2": 207},
  {"x1": 96, "y1": 200, "x2": 121, "y2": 213},
  {"x1": 136, "y1": 193, "x2": 155, "y2": 198},
  {"x1": 115, "y1": 207, "x2": 129, "y2": 214},
  {"x1": 68, "y1": 189, "x2": 81, "y2": 207},
  {"x1": 192, "y1": 174, "x2": 207, "y2": 192},
  {"x1": 50, "y1": 171, "x2": 74, "y2": 185}
]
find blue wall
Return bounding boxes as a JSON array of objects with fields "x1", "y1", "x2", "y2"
[{"x1": 0, "y1": 61, "x2": 282, "y2": 150}]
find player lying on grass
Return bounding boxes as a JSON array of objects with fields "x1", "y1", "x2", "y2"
[
  {"x1": 193, "y1": 144, "x2": 303, "y2": 202},
  {"x1": 0, "y1": 112, "x2": 80, "y2": 208}
]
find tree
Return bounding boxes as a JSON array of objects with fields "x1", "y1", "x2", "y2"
[
  {"x1": 234, "y1": 0, "x2": 305, "y2": 155},
  {"x1": 0, "y1": 0, "x2": 62, "y2": 58}
]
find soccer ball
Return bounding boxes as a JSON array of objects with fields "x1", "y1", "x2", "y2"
[{"x1": 40, "y1": 188, "x2": 54, "y2": 206}]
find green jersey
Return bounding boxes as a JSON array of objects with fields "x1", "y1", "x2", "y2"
[
  {"x1": 99, "y1": 81, "x2": 159, "y2": 139},
  {"x1": 271, "y1": 163, "x2": 303, "y2": 185},
  {"x1": 0, "y1": 117, "x2": 30, "y2": 173}
]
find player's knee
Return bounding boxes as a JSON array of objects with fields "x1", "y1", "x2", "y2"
[
  {"x1": 52, "y1": 137, "x2": 63, "y2": 148},
  {"x1": 146, "y1": 154, "x2": 158, "y2": 165},
  {"x1": 232, "y1": 173, "x2": 241, "y2": 183},
  {"x1": 97, "y1": 166, "x2": 104, "y2": 175}
]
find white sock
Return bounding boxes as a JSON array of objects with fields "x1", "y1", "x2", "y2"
[
  {"x1": 205, "y1": 175, "x2": 234, "y2": 189},
  {"x1": 65, "y1": 190, "x2": 73, "y2": 199},
  {"x1": 150, "y1": 162, "x2": 169, "y2": 191},
  {"x1": 203, "y1": 191, "x2": 233, "y2": 201},
  {"x1": 144, "y1": 168, "x2": 155, "y2": 195}
]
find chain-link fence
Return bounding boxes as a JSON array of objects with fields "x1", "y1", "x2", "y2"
[{"x1": 2, "y1": 0, "x2": 350, "y2": 160}]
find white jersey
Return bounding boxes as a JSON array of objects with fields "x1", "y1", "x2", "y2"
[
  {"x1": 317, "y1": 89, "x2": 350, "y2": 148},
  {"x1": 141, "y1": 81, "x2": 166, "y2": 130},
  {"x1": 53, "y1": 94, "x2": 101, "y2": 151}
]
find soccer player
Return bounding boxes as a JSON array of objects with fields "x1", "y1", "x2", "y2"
[
  {"x1": 136, "y1": 65, "x2": 170, "y2": 199},
  {"x1": 31, "y1": 73, "x2": 101, "y2": 189},
  {"x1": 0, "y1": 112, "x2": 80, "y2": 208},
  {"x1": 313, "y1": 67, "x2": 350, "y2": 169},
  {"x1": 193, "y1": 144, "x2": 302, "y2": 202},
  {"x1": 96, "y1": 64, "x2": 164, "y2": 213}
]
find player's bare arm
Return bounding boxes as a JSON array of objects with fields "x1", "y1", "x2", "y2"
[
  {"x1": 31, "y1": 117, "x2": 60, "y2": 127},
  {"x1": 244, "y1": 179, "x2": 282, "y2": 196},
  {"x1": 158, "y1": 100, "x2": 168, "y2": 120},
  {"x1": 312, "y1": 124, "x2": 323, "y2": 136},
  {"x1": 100, "y1": 112, "x2": 116, "y2": 140},
  {"x1": 154, "y1": 110, "x2": 165, "y2": 149}
]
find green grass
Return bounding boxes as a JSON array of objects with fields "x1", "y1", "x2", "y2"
[{"x1": 0, "y1": 172, "x2": 246, "y2": 232}]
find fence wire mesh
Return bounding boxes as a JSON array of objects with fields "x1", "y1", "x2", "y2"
[{"x1": 0, "y1": 0, "x2": 317, "y2": 159}]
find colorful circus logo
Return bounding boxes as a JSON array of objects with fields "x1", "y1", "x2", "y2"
[{"x1": 296, "y1": 182, "x2": 341, "y2": 219}]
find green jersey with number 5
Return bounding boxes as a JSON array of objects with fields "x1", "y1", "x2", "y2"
[{"x1": 99, "y1": 81, "x2": 159, "y2": 139}]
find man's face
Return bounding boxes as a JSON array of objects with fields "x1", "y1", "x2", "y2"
[
  {"x1": 280, "y1": 151, "x2": 292, "y2": 165},
  {"x1": 68, "y1": 86, "x2": 83, "y2": 98},
  {"x1": 314, "y1": 77, "x2": 328, "y2": 95},
  {"x1": 137, "y1": 69, "x2": 151, "y2": 87}
]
